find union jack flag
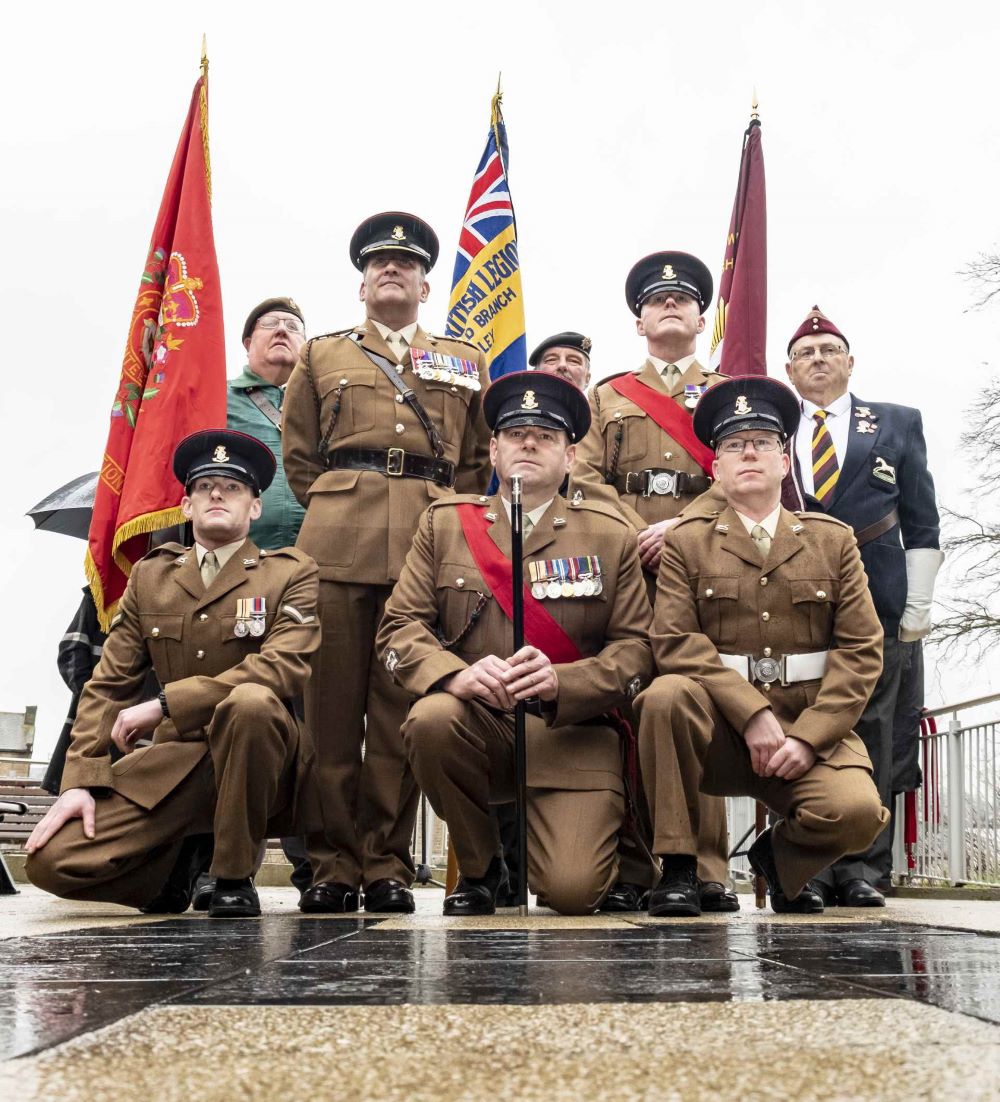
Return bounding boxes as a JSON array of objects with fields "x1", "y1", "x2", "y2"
[{"x1": 445, "y1": 91, "x2": 526, "y2": 381}]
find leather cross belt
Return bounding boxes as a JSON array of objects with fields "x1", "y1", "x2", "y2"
[
  {"x1": 615, "y1": 468, "x2": 712, "y2": 498},
  {"x1": 326, "y1": 447, "x2": 456, "y2": 487}
]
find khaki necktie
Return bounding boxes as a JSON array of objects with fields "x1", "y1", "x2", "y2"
[
  {"x1": 523, "y1": 516, "x2": 534, "y2": 539},
  {"x1": 662, "y1": 363, "x2": 678, "y2": 388},
  {"x1": 386, "y1": 331, "x2": 408, "y2": 365},
  {"x1": 201, "y1": 550, "x2": 219, "y2": 588},
  {"x1": 751, "y1": 524, "x2": 772, "y2": 558}
]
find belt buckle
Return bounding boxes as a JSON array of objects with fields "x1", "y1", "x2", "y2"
[
  {"x1": 386, "y1": 447, "x2": 405, "y2": 477},
  {"x1": 624, "y1": 471, "x2": 639, "y2": 495},
  {"x1": 751, "y1": 655, "x2": 783, "y2": 685},
  {"x1": 649, "y1": 471, "x2": 678, "y2": 497}
]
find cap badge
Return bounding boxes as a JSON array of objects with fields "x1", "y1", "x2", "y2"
[
  {"x1": 213, "y1": 445, "x2": 230, "y2": 462},
  {"x1": 734, "y1": 396, "x2": 752, "y2": 415},
  {"x1": 662, "y1": 264, "x2": 676, "y2": 280},
  {"x1": 521, "y1": 390, "x2": 539, "y2": 410},
  {"x1": 581, "y1": 336, "x2": 592, "y2": 352},
  {"x1": 391, "y1": 225, "x2": 406, "y2": 241}
]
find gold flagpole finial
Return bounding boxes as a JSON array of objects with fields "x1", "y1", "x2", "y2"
[
  {"x1": 751, "y1": 87, "x2": 760, "y2": 122},
  {"x1": 201, "y1": 34, "x2": 209, "y2": 80},
  {"x1": 491, "y1": 72, "x2": 504, "y2": 128}
]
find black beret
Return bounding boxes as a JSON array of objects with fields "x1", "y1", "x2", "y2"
[
  {"x1": 349, "y1": 211, "x2": 440, "y2": 272},
  {"x1": 483, "y1": 370, "x2": 592, "y2": 443},
  {"x1": 242, "y1": 297, "x2": 304, "y2": 343},
  {"x1": 173, "y1": 429, "x2": 277, "y2": 495},
  {"x1": 625, "y1": 251, "x2": 713, "y2": 316},
  {"x1": 692, "y1": 376, "x2": 801, "y2": 449},
  {"x1": 528, "y1": 331, "x2": 593, "y2": 366}
]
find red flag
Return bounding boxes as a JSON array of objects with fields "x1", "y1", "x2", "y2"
[
  {"x1": 85, "y1": 59, "x2": 226, "y2": 630},
  {"x1": 710, "y1": 115, "x2": 767, "y2": 377}
]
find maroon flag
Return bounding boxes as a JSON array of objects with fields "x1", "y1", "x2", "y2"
[{"x1": 710, "y1": 113, "x2": 767, "y2": 377}]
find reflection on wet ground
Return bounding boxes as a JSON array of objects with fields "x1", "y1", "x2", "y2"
[{"x1": 3, "y1": 917, "x2": 998, "y2": 1059}]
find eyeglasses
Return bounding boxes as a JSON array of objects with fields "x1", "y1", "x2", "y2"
[
  {"x1": 256, "y1": 315, "x2": 304, "y2": 334},
  {"x1": 790, "y1": 344, "x2": 846, "y2": 361},
  {"x1": 717, "y1": 437, "x2": 782, "y2": 455}
]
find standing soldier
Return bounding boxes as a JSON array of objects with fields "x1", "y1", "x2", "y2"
[
  {"x1": 569, "y1": 252, "x2": 735, "y2": 912},
  {"x1": 282, "y1": 212, "x2": 491, "y2": 913}
]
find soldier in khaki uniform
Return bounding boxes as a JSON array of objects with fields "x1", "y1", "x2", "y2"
[
  {"x1": 25, "y1": 430, "x2": 321, "y2": 918},
  {"x1": 635, "y1": 377, "x2": 889, "y2": 915},
  {"x1": 568, "y1": 252, "x2": 733, "y2": 911},
  {"x1": 282, "y1": 212, "x2": 491, "y2": 913},
  {"x1": 377, "y1": 372, "x2": 653, "y2": 915}
]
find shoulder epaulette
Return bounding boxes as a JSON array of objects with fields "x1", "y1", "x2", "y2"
[
  {"x1": 565, "y1": 498, "x2": 632, "y2": 527},
  {"x1": 429, "y1": 494, "x2": 489, "y2": 511},
  {"x1": 308, "y1": 327, "x2": 355, "y2": 345},
  {"x1": 144, "y1": 542, "x2": 188, "y2": 559},
  {"x1": 596, "y1": 369, "x2": 636, "y2": 390},
  {"x1": 430, "y1": 332, "x2": 480, "y2": 353},
  {"x1": 794, "y1": 511, "x2": 851, "y2": 530},
  {"x1": 259, "y1": 545, "x2": 313, "y2": 564}
]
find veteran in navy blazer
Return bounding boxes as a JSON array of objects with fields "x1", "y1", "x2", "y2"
[{"x1": 784, "y1": 306, "x2": 943, "y2": 905}]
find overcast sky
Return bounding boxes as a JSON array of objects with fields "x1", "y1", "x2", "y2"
[{"x1": 3, "y1": 1, "x2": 999, "y2": 759}]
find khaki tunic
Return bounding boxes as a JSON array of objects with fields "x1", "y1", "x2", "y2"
[
  {"x1": 281, "y1": 319, "x2": 492, "y2": 888},
  {"x1": 376, "y1": 492, "x2": 653, "y2": 914},
  {"x1": 26, "y1": 540, "x2": 321, "y2": 905},
  {"x1": 635, "y1": 504, "x2": 889, "y2": 897}
]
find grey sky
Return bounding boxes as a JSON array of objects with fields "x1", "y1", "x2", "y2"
[{"x1": 3, "y1": 1, "x2": 998, "y2": 759}]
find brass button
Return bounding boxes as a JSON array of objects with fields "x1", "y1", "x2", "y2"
[
  {"x1": 196, "y1": 649, "x2": 205, "y2": 659},
  {"x1": 395, "y1": 423, "x2": 405, "y2": 434},
  {"x1": 763, "y1": 647, "x2": 772, "y2": 657},
  {"x1": 762, "y1": 682, "x2": 772, "y2": 693},
  {"x1": 451, "y1": 386, "x2": 458, "y2": 393},
  {"x1": 198, "y1": 613, "x2": 208, "y2": 622},
  {"x1": 760, "y1": 577, "x2": 768, "y2": 587},
  {"x1": 816, "y1": 589, "x2": 827, "y2": 599},
  {"x1": 456, "y1": 578, "x2": 465, "y2": 588},
  {"x1": 705, "y1": 588, "x2": 714, "y2": 597},
  {"x1": 151, "y1": 627, "x2": 160, "y2": 637},
  {"x1": 339, "y1": 377, "x2": 348, "y2": 386},
  {"x1": 614, "y1": 410, "x2": 623, "y2": 420},
  {"x1": 664, "y1": 452, "x2": 673, "y2": 461},
  {"x1": 395, "y1": 394, "x2": 404, "y2": 404},
  {"x1": 761, "y1": 612, "x2": 770, "y2": 622}
]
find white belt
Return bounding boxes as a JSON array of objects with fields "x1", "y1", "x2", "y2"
[{"x1": 718, "y1": 651, "x2": 828, "y2": 686}]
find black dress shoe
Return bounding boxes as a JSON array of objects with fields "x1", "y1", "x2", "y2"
[
  {"x1": 363, "y1": 878, "x2": 415, "y2": 914},
  {"x1": 600, "y1": 881, "x2": 651, "y2": 912},
  {"x1": 299, "y1": 881, "x2": 361, "y2": 913},
  {"x1": 139, "y1": 833, "x2": 214, "y2": 914},
  {"x1": 838, "y1": 879, "x2": 886, "y2": 907},
  {"x1": 191, "y1": 873, "x2": 215, "y2": 912},
  {"x1": 444, "y1": 857, "x2": 509, "y2": 916},
  {"x1": 747, "y1": 827, "x2": 825, "y2": 915},
  {"x1": 648, "y1": 857, "x2": 701, "y2": 917},
  {"x1": 208, "y1": 877, "x2": 261, "y2": 918},
  {"x1": 699, "y1": 880, "x2": 741, "y2": 913}
]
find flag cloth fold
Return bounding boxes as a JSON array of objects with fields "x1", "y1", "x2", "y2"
[
  {"x1": 444, "y1": 91, "x2": 526, "y2": 381},
  {"x1": 710, "y1": 116, "x2": 767, "y2": 377},
  {"x1": 85, "y1": 62, "x2": 226, "y2": 630}
]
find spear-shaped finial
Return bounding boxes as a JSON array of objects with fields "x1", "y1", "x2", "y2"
[
  {"x1": 201, "y1": 34, "x2": 209, "y2": 81},
  {"x1": 751, "y1": 87, "x2": 760, "y2": 122}
]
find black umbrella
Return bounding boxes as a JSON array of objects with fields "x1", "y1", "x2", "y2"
[{"x1": 26, "y1": 472, "x2": 98, "y2": 540}]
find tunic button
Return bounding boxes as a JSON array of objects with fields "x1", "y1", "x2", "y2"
[
  {"x1": 451, "y1": 386, "x2": 458, "y2": 393},
  {"x1": 816, "y1": 589, "x2": 827, "y2": 599},
  {"x1": 196, "y1": 649, "x2": 205, "y2": 659},
  {"x1": 151, "y1": 627, "x2": 160, "y2": 637},
  {"x1": 763, "y1": 647, "x2": 772, "y2": 657},
  {"x1": 705, "y1": 588, "x2": 714, "y2": 597},
  {"x1": 395, "y1": 394, "x2": 404, "y2": 404},
  {"x1": 339, "y1": 378, "x2": 348, "y2": 386},
  {"x1": 456, "y1": 578, "x2": 465, "y2": 588},
  {"x1": 198, "y1": 613, "x2": 208, "y2": 622},
  {"x1": 760, "y1": 577, "x2": 768, "y2": 587},
  {"x1": 664, "y1": 452, "x2": 673, "y2": 460},
  {"x1": 761, "y1": 612, "x2": 770, "y2": 622},
  {"x1": 762, "y1": 682, "x2": 772, "y2": 693},
  {"x1": 395, "y1": 423, "x2": 405, "y2": 434}
]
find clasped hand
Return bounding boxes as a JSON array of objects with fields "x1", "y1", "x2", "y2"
[
  {"x1": 743, "y1": 708, "x2": 817, "y2": 781},
  {"x1": 443, "y1": 645, "x2": 558, "y2": 710}
]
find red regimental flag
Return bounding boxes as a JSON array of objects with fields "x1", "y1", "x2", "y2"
[
  {"x1": 710, "y1": 116, "x2": 767, "y2": 377},
  {"x1": 85, "y1": 61, "x2": 226, "y2": 630}
]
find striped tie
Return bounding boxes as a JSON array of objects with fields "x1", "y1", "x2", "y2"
[{"x1": 811, "y1": 410, "x2": 840, "y2": 505}]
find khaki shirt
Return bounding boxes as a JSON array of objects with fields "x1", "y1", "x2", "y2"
[
  {"x1": 282, "y1": 319, "x2": 492, "y2": 584},
  {"x1": 376, "y1": 493, "x2": 654, "y2": 791},
  {"x1": 652, "y1": 504, "x2": 883, "y2": 766}
]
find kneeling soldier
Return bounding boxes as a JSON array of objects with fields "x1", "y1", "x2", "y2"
[
  {"x1": 26, "y1": 430, "x2": 321, "y2": 918},
  {"x1": 634, "y1": 377, "x2": 889, "y2": 916},
  {"x1": 377, "y1": 372, "x2": 653, "y2": 915}
]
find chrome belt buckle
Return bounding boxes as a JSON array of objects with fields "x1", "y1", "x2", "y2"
[
  {"x1": 649, "y1": 471, "x2": 678, "y2": 497},
  {"x1": 386, "y1": 447, "x2": 405, "y2": 477},
  {"x1": 752, "y1": 655, "x2": 782, "y2": 685}
]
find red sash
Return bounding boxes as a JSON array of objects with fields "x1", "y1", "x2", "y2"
[
  {"x1": 608, "y1": 373, "x2": 715, "y2": 477},
  {"x1": 455, "y1": 504, "x2": 581, "y2": 664}
]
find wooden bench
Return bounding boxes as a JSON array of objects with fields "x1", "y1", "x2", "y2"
[{"x1": 0, "y1": 779, "x2": 56, "y2": 849}]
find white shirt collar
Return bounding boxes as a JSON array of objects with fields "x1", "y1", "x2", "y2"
[
  {"x1": 734, "y1": 503, "x2": 782, "y2": 539},
  {"x1": 500, "y1": 495, "x2": 555, "y2": 530},
  {"x1": 800, "y1": 390, "x2": 852, "y2": 419},
  {"x1": 195, "y1": 538, "x2": 247, "y2": 570}
]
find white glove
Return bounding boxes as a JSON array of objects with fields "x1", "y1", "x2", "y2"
[{"x1": 898, "y1": 547, "x2": 945, "y2": 641}]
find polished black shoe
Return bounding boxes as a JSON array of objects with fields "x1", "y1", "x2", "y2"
[
  {"x1": 600, "y1": 881, "x2": 651, "y2": 912},
  {"x1": 299, "y1": 881, "x2": 361, "y2": 913},
  {"x1": 444, "y1": 857, "x2": 509, "y2": 916},
  {"x1": 747, "y1": 827, "x2": 825, "y2": 915},
  {"x1": 699, "y1": 880, "x2": 741, "y2": 913},
  {"x1": 838, "y1": 879, "x2": 886, "y2": 907},
  {"x1": 139, "y1": 833, "x2": 214, "y2": 914},
  {"x1": 648, "y1": 857, "x2": 701, "y2": 917},
  {"x1": 208, "y1": 877, "x2": 261, "y2": 918},
  {"x1": 191, "y1": 873, "x2": 216, "y2": 912},
  {"x1": 363, "y1": 878, "x2": 415, "y2": 914}
]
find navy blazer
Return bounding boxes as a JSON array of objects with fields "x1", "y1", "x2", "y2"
[{"x1": 790, "y1": 395, "x2": 941, "y2": 634}]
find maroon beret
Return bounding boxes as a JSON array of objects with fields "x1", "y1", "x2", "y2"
[{"x1": 787, "y1": 305, "x2": 849, "y2": 355}]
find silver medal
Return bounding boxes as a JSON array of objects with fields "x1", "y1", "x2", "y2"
[
  {"x1": 546, "y1": 581, "x2": 562, "y2": 600},
  {"x1": 531, "y1": 582, "x2": 547, "y2": 600},
  {"x1": 249, "y1": 618, "x2": 265, "y2": 637},
  {"x1": 234, "y1": 619, "x2": 249, "y2": 638}
]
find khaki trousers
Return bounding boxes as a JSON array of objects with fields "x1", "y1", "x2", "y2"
[
  {"x1": 304, "y1": 580, "x2": 419, "y2": 888},
  {"x1": 635, "y1": 675, "x2": 888, "y2": 899},
  {"x1": 403, "y1": 694, "x2": 622, "y2": 915},
  {"x1": 26, "y1": 684, "x2": 298, "y2": 907}
]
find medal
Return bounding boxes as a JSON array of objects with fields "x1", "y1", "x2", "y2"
[
  {"x1": 248, "y1": 596, "x2": 266, "y2": 637},
  {"x1": 249, "y1": 618, "x2": 265, "y2": 637},
  {"x1": 234, "y1": 597, "x2": 251, "y2": 637},
  {"x1": 532, "y1": 582, "x2": 547, "y2": 600},
  {"x1": 234, "y1": 619, "x2": 249, "y2": 638}
]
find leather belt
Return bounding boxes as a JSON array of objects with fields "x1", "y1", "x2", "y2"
[
  {"x1": 326, "y1": 447, "x2": 456, "y2": 487},
  {"x1": 855, "y1": 508, "x2": 899, "y2": 547},
  {"x1": 615, "y1": 468, "x2": 712, "y2": 498},
  {"x1": 718, "y1": 650, "x2": 828, "y2": 686}
]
